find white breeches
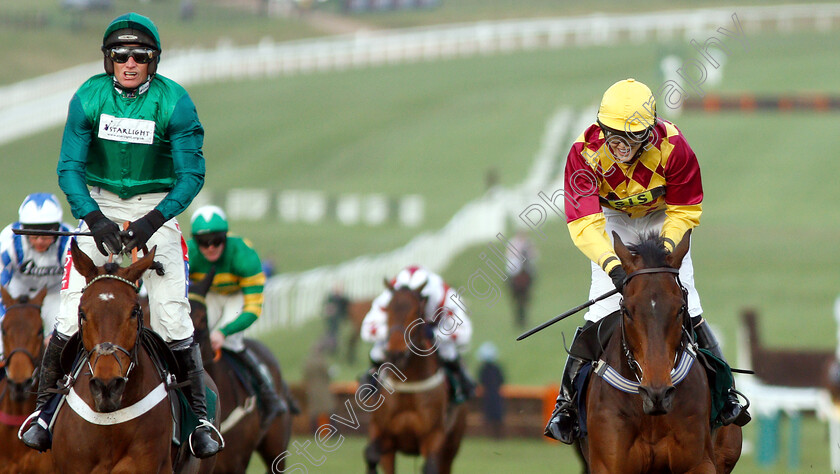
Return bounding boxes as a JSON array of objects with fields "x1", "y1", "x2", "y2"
[
  {"x1": 205, "y1": 292, "x2": 246, "y2": 352},
  {"x1": 584, "y1": 208, "x2": 703, "y2": 323},
  {"x1": 56, "y1": 188, "x2": 193, "y2": 343}
]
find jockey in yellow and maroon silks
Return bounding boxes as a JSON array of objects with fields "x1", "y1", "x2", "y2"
[{"x1": 544, "y1": 78, "x2": 749, "y2": 445}]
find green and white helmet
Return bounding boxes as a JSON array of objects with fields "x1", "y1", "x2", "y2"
[
  {"x1": 101, "y1": 12, "x2": 162, "y2": 76},
  {"x1": 191, "y1": 205, "x2": 228, "y2": 236}
]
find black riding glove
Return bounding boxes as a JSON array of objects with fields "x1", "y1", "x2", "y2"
[
  {"x1": 121, "y1": 210, "x2": 166, "y2": 252},
  {"x1": 608, "y1": 266, "x2": 628, "y2": 292},
  {"x1": 83, "y1": 210, "x2": 123, "y2": 256}
]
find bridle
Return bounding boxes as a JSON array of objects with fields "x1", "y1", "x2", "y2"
[
  {"x1": 618, "y1": 267, "x2": 692, "y2": 383},
  {"x1": 78, "y1": 274, "x2": 143, "y2": 382},
  {"x1": 385, "y1": 290, "x2": 433, "y2": 366}
]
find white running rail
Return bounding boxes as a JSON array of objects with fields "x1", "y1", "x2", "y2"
[{"x1": 1, "y1": 4, "x2": 839, "y2": 144}]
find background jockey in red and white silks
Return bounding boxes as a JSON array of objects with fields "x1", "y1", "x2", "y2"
[{"x1": 360, "y1": 265, "x2": 474, "y2": 402}]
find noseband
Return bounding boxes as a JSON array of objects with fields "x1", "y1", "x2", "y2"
[
  {"x1": 618, "y1": 267, "x2": 690, "y2": 380},
  {"x1": 80, "y1": 275, "x2": 143, "y2": 381}
]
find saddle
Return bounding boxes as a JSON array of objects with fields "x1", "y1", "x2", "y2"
[{"x1": 219, "y1": 348, "x2": 270, "y2": 415}]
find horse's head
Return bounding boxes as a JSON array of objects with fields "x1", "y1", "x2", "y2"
[
  {"x1": 188, "y1": 268, "x2": 216, "y2": 364},
  {"x1": 71, "y1": 239, "x2": 155, "y2": 413},
  {"x1": 614, "y1": 230, "x2": 691, "y2": 415},
  {"x1": 0, "y1": 286, "x2": 46, "y2": 402},
  {"x1": 383, "y1": 278, "x2": 431, "y2": 368}
]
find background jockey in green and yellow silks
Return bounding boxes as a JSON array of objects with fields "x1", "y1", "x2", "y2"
[{"x1": 187, "y1": 205, "x2": 286, "y2": 422}]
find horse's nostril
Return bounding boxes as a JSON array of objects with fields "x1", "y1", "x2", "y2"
[
  {"x1": 110, "y1": 377, "x2": 127, "y2": 396},
  {"x1": 90, "y1": 378, "x2": 106, "y2": 393}
]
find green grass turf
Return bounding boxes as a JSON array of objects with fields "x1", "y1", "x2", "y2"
[{"x1": 242, "y1": 418, "x2": 833, "y2": 473}]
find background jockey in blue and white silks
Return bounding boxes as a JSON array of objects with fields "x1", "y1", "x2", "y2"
[
  {"x1": 0, "y1": 193, "x2": 73, "y2": 354},
  {"x1": 360, "y1": 265, "x2": 475, "y2": 402}
]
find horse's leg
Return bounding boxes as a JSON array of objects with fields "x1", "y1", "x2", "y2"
[
  {"x1": 381, "y1": 451, "x2": 397, "y2": 474},
  {"x1": 574, "y1": 438, "x2": 589, "y2": 473},
  {"x1": 364, "y1": 438, "x2": 382, "y2": 474},
  {"x1": 437, "y1": 405, "x2": 468, "y2": 474},
  {"x1": 257, "y1": 412, "x2": 293, "y2": 470},
  {"x1": 683, "y1": 460, "x2": 716, "y2": 474},
  {"x1": 713, "y1": 425, "x2": 743, "y2": 473},
  {"x1": 419, "y1": 428, "x2": 447, "y2": 474}
]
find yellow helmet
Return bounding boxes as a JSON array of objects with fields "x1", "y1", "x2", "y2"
[{"x1": 597, "y1": 78, "x2": 656, "y2": 133}]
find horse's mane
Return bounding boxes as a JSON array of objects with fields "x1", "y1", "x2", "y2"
[{"x1": 626, "y1": 232, "x2": 669, "y2": 268}]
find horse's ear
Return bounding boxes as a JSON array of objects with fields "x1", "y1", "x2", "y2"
[
  {"x1": 415, "y1": 279, "x2": 428, "y2": 295},
  {"x1": 666, "y1": 230, "x2": 691, "y2": 269},
  {"x1": 613, "y1": 232, "x2": 639, "y2": 272},
  {"x1": 384, "y1": 277, "x2": 394, "y2": 293},
  {"x1": 190, "y1": 267, "x2": 216, "y2": 298},
  {"x1": 123, "y1": 246, "x2": 157, "y2": 283},
  {"x1": 0, "y1": 286, "x2": 13, "y2": 308},
  {"x1": 31, "y1": 286, "x2": 48, "y2": 307},
  {"x1": 71, "y1": 239, "x2": 98, "y2": 280}
]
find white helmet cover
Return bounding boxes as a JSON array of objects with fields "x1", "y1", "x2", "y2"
[{"x1": 18, "y1": 193, "x2": 63, "y2": 225}]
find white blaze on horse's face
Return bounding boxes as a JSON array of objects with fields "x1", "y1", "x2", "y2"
[
  {"x1": 99, "y1": 293, "x2": 115, "y2": 302},
  {"x1": 651, "y1": 299, "x2": 656, "y2": 311}
]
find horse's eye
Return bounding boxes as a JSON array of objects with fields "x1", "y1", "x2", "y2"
[{"x1": 78, "y1": 309, "x2": 86, "y2": 321}]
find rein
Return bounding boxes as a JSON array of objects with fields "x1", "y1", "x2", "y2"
[{"x1": 595, "y1": 266, "x2": 696, "y2": 393}]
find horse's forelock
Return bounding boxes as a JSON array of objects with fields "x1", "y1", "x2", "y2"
[
  {"x1": 626, "y1": 232, "x2": 669, "y2": 268},
  {"x1": 103, "y1": 262, "x2": 121, "y2": 274}
]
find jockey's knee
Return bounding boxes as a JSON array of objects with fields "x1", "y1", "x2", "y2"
[
  {"x1": 369, "y1": 344, "x2": 386, "y2": 364},
  {"x1": 436, "y1": 342, "x2": 459, "y2": 362}
]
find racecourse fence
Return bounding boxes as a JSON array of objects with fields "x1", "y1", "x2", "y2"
[
  {"x1": 2, "y1": 4, "x2": 840, "y2": 145},
  {"x1": 251, "y1": 105, "x2": 584, "y2": 331}
]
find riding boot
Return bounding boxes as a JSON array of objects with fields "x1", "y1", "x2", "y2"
[
  {"x1": 694, "y1": 317, "x2": 751, "y2": 427},
  {"x1": 173, "y1": 343, "x2": 223, "y2": 458},
  {"x1": 282, "y1": 379, "x2": 302, "y2": 415},
  {"x1": 233, "y1": 347, "x2": 286, "y2": 426},
  {"x1": 21, "y1": 332, "x2": 68, "y2": 452},
  {"x1": 442, "y1": 358, "x2": 475, "y2": 404},
  {"x1": 544, "y1": 353, "x2": 585, "y2": 444}
]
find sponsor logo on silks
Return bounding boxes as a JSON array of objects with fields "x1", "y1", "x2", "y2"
[
  {"x1": 98, "y1": 114, "x2": 156, "y2": 145},
  {"x1": 601, "y1": 186, "x2": 665, "y2": 210},
  {"x1": 180, "y1": 231, "x2": 190, "y2": 298},
  {"x1": 60, "y1": 247, "x2": 73, "y2": 290}
]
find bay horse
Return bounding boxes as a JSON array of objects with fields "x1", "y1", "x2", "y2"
[
  {"x1": 0, "y1": 286, "x2": 54, "y2": 473},
  {"x1": 364, "y1": 281, "x2": 467, "y2": 474},
  {"x1": 188, "y1": 269, "x2": 293, "y2": 473},
  {"x1": 51, "y1": 240, "x2": 215, "y2": 474},
  {"x1": 579, "y1": 231, "x2": 741, "y2": 473}
]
